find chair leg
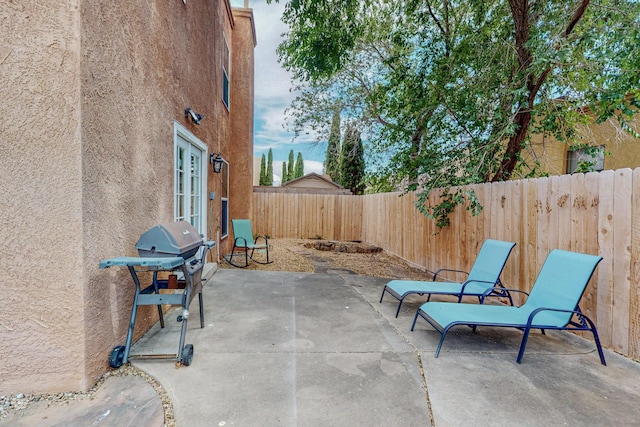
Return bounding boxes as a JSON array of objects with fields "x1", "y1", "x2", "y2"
[
  {"x1": 395, "y1": 299, "x2": 404, "y2": 318},
  {"x1": 410, "y1": 310, "x2": 421, "y2": 331},
  {"x1": 517, "y1": 325, "x2": 533, "y2": 363},
  {"x1": 434, "y1": 330, "x2": 449, "y2": 358},
  {"x1": 223, "y1": 247, "x2": 249, "y2": 268},
  {"x1": 379, "y1": 286, "x2": 387, "y2": 303},
  {"x1": 581, "y1": 314, "x2": 607, "y2": 366}
]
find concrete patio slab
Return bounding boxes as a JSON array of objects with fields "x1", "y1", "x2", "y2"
[
  {"x1": 131, "y1": 269, "x2": 640, "y2": 426},
  {"x1": 3, "y1": 269, "x2": 638, "y2": 426}
]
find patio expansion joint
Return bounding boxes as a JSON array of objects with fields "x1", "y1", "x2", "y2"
[
  {"x1": 209, "y1": 350, "x2": 417, "y2": 355},
  {"x1": 349, "y1": 284, "x2": 436, "y2": 427}
]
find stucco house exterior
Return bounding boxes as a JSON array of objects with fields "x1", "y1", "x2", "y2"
[
  {"x1": 1, "y1": 0, "x2": 256, "y2": 394},
  {"x1": 522, "y1": 103, "x2": 640, "y2": 176}
]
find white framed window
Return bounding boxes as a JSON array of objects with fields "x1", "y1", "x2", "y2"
[
  {"x1": 219, "y1": 159, "x2": 229, "y2": 239},
  {"x1": 222, "y1": 33, "x2": 230, "y2": 110},
  {"x1": 567, "y1": 145, "x2": 605, "y2": 174},
  {"x1": 174, "y1": 122, "x2": 208, "y2": 234}
]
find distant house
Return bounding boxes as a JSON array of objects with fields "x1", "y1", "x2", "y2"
[
  {"x1": 1, "y1": 0, "x2": 256, "y2": 394},
  {"x1": 255, "y1": 173, "x2": 352, "y2": 194},
  {"x1": 522, "y1": 100, "x2": 640, "y2": 176}
]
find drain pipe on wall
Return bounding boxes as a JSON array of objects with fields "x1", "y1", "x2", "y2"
[{"x1": 208, "y1": 191, "x2": 217, "y2": 263}]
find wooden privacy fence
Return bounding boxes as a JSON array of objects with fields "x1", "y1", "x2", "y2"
[{"x1": 252, "y1": 168, "x2": 640, "y2": 361}]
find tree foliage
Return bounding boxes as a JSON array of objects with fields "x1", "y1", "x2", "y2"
[
  {"x1": 295, "y1": 152, "x2": 304, "y2": 178},
  {"x1": 259, "y1": 154, "x2": 267, "y2": 186},
  {"x1": 275, "y1": 0, "x2": 640, "y2": 227},
  {"x1": 281, "y1": 161, "x2": 288, "y2": 183},
  {"x1": 324, "y1": 105, "x2": 342, "y2": 181},
  {"x1": 339, "y1": 123, "x2": 366, "y2": 194},
  {"x1": 267, "y1": 148, "x2": 274, "y2": 185},
  {"x1": 287, "y1": 149, "x2": 295, "y2": 181}
]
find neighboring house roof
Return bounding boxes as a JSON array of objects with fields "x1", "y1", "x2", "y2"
[
  {"x1": 282, "y1": 172, "x2": 344, "y2": 189},
  {"x1": 254, "y1": 172, "x2": 352, "y2": 194}
]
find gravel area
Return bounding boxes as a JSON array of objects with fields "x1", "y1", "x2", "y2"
[
  {"x1": 219, "y1": 238, "x2": 430, "y2": 280},
  {"x1": 2, "y1": 239, "x2": 428, "y2": 425}
]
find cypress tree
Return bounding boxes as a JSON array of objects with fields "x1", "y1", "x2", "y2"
[
  {"x1": 267, "y1": 148, "x2": 274, "y2": 185},
  {"x1": 259, "y1": 154, "x2": 267, "y2": 186},
  {"x1": 287, "y1": 150, "x2": 295, "y2": 181},
  {"x1": 281, "y1": 162, "x2": 288, "y2": 184},
  {"x1": 339, "y1": 123, "x2": 365, "y2": 194},
  {"x1": 324, "y1": 106, "x2": 341, "y2": 182},
  {"x1": 295, "y1": 152, "x2": 304, "y2": 178}
]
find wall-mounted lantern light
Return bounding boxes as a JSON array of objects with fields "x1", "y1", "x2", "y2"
[
  {"x1": 185, "y1": 108, "x2": 205, "y2": 125},
  {"x1": 210, "y1": 153, "x2": 224, "y2": 174}
]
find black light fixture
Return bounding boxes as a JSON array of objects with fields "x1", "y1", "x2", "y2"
[
  {"x1": 210, "y1": 153, "x2": 224, "y2": 174},
  {"x1": 185, "y1": 108, "x2": 205, "y2": 125}
]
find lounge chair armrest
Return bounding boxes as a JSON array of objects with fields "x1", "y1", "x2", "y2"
[
  {"x1": 480, "y1": 287, "x2": 529, "y2": 305},
  {"x1": 234, "y1": 237, "x2": 249, "y2": 247},
  {"x1": 433, "y1": 268, "x2": 469, "y2": 282},
  {"x1": 254, "y1": 234, "x2": 269, "y2": 245},
  {"x1": 526, "y1": 307, "x2": 585, "y2": 326},
  {"x1": 481, "y1": 287, "x2": 529, "y2": 297},
  {"x1": 459, "y1": 279, "x2": 496, "y2": 293}
]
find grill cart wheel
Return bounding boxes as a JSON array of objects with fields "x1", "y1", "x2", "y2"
[
  {"x1": 181, "y1": 344, "x2": 194, "y2": 366},
  {"x1": 109, "y1": 345, "x2": 126, "y2": 368}
]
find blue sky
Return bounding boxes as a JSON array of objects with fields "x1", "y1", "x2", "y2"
[{"x1": 250, "y1": 1, "x2": 327, "y2": 185}]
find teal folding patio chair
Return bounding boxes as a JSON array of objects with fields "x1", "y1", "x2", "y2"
[
  {"x1": 411, "y1": 249, "x2": 605, "y2": 365},
  {"x1": 223, "y1": 219, "x2": 273, "y2": 268},
  {"x1": 380, "y1": 239, "x2": 516, "y2": 317}
]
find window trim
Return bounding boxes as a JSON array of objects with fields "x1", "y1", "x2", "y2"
[
  {"x1": 173, "y1": 121, "x2": 208, "y2": 234},
  {"x1": 222, "y1": 32, "x2": 230, "y2": 110},
  {"x1": 219, "y1": 159, "x2": 230, "y2": 239},
  {"x1": 566, "y1": 144, "x2": 605, "y2": 174}
]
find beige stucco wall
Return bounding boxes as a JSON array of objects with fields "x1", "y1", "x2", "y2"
[
  {"x1": 1, "y1": 0, "x2": 254, "y2": 394},
  {"x1": 0, "y1": 0, "x2": 85, "y2": 394},
  {"x1": 524, "y1": 115, "x2": 640, "y2": 176}
]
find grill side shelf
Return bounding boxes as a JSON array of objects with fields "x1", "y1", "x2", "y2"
[{"x1": 99, "y1": 256, "x2": 185, "y2": 270}]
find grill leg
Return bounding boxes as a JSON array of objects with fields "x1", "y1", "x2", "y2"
[
  {"x1": 152, "y1": 272, "x2": 165, "y2": 329},
  {"x1": 199, "y1": 292, "x2": 204, "y2": 328},
  {"x1": 123, "y1": 265, "x2": 143, "y2": 365},
  {"x1": 177, "y1": 264, "x2": 191, "y2": 364}
]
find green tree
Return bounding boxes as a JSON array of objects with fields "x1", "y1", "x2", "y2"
[
  {"x1": 275, "y1": 0, "x2": 640, "y2": 227},
  {"x1": 339, "y1": 123, "x2": 365, "y2": 194},
  {"x1": 324, "y1": 106, "x2": 342, "y2": 182},
  {"x1": 281, "y1": 161, "x2": 288, "y2": 184},
  {"x1": 267, "y1": 148, "x2": 274, "y2": 185},
  {"x1": 259, "y1": 154, "x2": 267, "y2": 186},
  {"x1": 295, "y1": 152, "x2": 304, "y2": 178},
  {"x1": 287, "y1": 150, "x2": 295, "y2": 181}
]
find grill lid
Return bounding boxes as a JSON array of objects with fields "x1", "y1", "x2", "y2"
[{"x1": 135, "y1": 221, "x2": 203, "y2": 259}]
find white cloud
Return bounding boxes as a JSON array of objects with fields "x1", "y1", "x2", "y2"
[
  {"x1": 250, "y1": 2, "x2": 328, "y2": 169},
  {"x1": 304, "y1": 160, "x2": 324, "y2": 175},
  {"x1": 252, "y1": 2, "x2": 294, "y2": 104}
]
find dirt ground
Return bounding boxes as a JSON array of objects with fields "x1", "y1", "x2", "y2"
[{"x1": 218, "y1": 238, "x2": 431, "y2": 281}]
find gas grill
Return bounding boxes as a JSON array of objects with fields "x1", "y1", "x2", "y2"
[{"x1": 99, "y1": 221, "x2": 215, "y2": 367}]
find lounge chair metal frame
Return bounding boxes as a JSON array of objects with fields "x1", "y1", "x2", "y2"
[
  {"x1": 411, "y1": 249, "x2": 606, "y2": 365},
  {"x1": 223, "y1": 219, "x2": 273, "y2": 268},
  {"x1": 380, "y1": 239, "x2": 516, "y2": 317}
]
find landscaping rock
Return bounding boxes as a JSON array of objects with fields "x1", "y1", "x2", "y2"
[{"x1": 305, "y1": 240, "x2": 383, "y2": 254}]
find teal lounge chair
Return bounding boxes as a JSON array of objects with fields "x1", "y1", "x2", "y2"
[
  {"x1": 223, "y1": 219, "x2": 272, "y2": 268},
  {"x1": 380, "y1": 239, "x2": 516, "y2": 317},
  {"x1": 411, "y1": 249, "x2": 605, "y2": 365}
]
